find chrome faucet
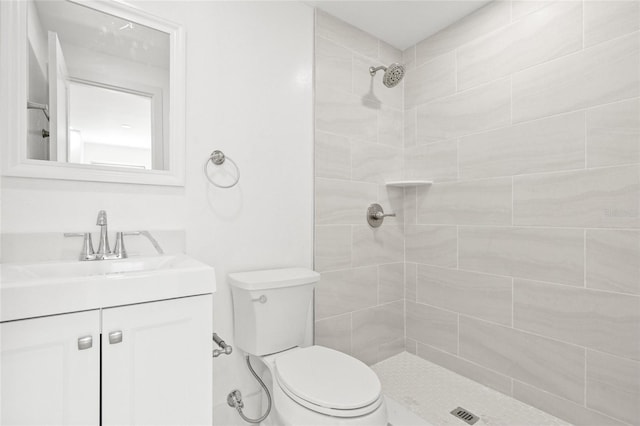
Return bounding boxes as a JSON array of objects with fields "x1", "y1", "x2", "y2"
[
  {"x1": 64, "y1": 210, "x2": 165, "y2": 261},
  {"x1": 95, "y1": 210, "x2": 112, "y2": 259}
]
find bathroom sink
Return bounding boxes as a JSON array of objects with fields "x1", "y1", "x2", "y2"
[{"x1": 1, "y1": 255, "x2": 216, "y2": 321}]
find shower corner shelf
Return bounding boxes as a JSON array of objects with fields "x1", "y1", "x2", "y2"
[{"x1": 385, "y1": 180, "x2": 433, "y2": 188}]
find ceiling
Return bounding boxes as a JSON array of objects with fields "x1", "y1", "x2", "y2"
[{"x1": 308, "y1": 1, "x2": 492, "y2": 50}]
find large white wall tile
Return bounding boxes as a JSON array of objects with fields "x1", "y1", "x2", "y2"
[
  {"x1": 586, "y1": 350, "x2": 640, "y2": 425},
  {"x1": 586, "y1": 98, "x2": 640, "y2": 168},
  {"x1": 510, "y1": 1, "x2": 554, "y2": 21},
  {"x1": 406, "y1": 301, "x2": 458, "y2": 355},
  {"x1": 586, "y1": 229, "x2": 640, "y2": 295},
  {"x1": 415, "y1": 1, "x2": 511, "y2": 66},
  {"x1": 351, "y1": 141, "x2": 402, "y2": 184},
  {"x1": 315, "y1": 178, "x2": 378, "y2": 225},
  {"x1": 512, "y1": 32, "x2": 640, "y2": 123},
  {"x1": 459, "y1": 317, "x2": 585, "y2": 403},
  {"x1": 584, "y1": 1, "x2": 640, "y2": 48},
  {"x1": 458, "y1": 1, "x2": 582, "y2": 90},
  {"x1": 379, "y1": 263, "x2": 404, "y2": 303},
  {"x1": 416, "y1": 177, "x2": 512, "y2": 225},
  {"x1": 417, "y1": 78, "x2": 511, "y2": 141},
  {"x1": 514, "y1": 279, "x2": 640, "y2": 360},
  {"x1": 352, "y1": 225, "x2": 404, "y2": 267},
  {"x1": 315, "y1": 10, "x2": 378, "y2": 59},
  {"x1": 316, "y1": 85, "x2": 378, "y2": 142},
  {"x1": 315, "y1": 131, "x2": 351, "y2": 180},
  {"x1": 315, "y1": 36, "x2": 352, "y2": 93},
  {"x1": 378, "y1": 106, "x2": 403, "y2": 147},
  {"x1": 352, "y1": 301, "x2": 404, "y2": 365},
  {"x1": 404, "y1": 52, "x2": 456, "y2": 108},
  {"x1": 314, "y1": 225, "x2": 351, "y2": 272},
  {"x1": 513, "y1": 165, "x2": 640, "y2": 229},
  {"x1": 315, "y1": 313, "x2": 352, "y2": 355},
  {"x1": 458, "y1": 226, "x2": 584, "y2": 286},
  {"x1": 405, "y1": 224, "x2": 457, "y2": 267},
  {"x1": 315, "y1": 266, "x2": 378, "y2": 319},
  {"x1": 417, "y1": 265, "x2": 512, "y2": 326},
  {"x1": 404, "y1": 141, "x2": 458, "y2": 182},
  {"x1": 459, "y1": 111, "x2": 585, "y2": 179},
  {"x1": 513, "y1": 381, "x2": 627, "y2": 426}
]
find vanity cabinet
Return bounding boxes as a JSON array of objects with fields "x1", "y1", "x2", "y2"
[{"x1": 1, "y1": 295, "x2": 212, "y2": 426}]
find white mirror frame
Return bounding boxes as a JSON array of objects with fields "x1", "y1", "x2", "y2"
[{"x1": 0, "y1": 0, "x2": 186, "y2": 186}]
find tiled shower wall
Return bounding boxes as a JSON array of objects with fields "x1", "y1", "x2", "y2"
[
  {"x1": 313, "y1": 10, "x2": 407, "y2": 366},
  {"x1": 402, "y1": 2, "x2": 639, "y2": 426}
]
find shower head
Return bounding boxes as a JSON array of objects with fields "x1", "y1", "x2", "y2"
[{"x1": 369, "y1": 62, "x2": 405, "y2": 88}]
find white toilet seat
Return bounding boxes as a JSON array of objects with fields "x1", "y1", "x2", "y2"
[{"x1": 273, "y1": 346, "x2": 383, "y2": 418}]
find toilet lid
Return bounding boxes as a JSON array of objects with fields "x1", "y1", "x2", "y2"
[{"x1": 275, "y1": 346, "x2": 381, "y2": 410}]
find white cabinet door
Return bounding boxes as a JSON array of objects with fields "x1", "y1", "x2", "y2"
[
  {"x1": 102, "y1": 295, "x2": 212, "y2": 426},
  {"x1": 0, "y1": 310, "x2": 100, "y2": 425}
]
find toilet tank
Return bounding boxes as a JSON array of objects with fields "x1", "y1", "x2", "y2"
[{"x1": 228, "y1": 268, "x2": 320, "y2": 356}]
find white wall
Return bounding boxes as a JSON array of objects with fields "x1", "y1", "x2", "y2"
[{"x1": 1, "y1": 2, "x2": 314, "y2": 425}]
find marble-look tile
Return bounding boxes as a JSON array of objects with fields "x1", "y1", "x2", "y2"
[
  {"x1": 511, "y1": 1, "x2": 554, "y2": 21},
  {"x1": 315, "y1": 178, "x2": 378, "y2": 225},
  {"x1": 514, "y1": 279, "x2": 640, "y2": 360},
  {"x1": 459, "y1": 111, "x2": 585, "y2": 179},
  {"x1": 351, "y1": 141, "x2": 402, "y2": 184},
  {"x1": 415, "y1": 1, "x2": 511, "y2": 66},
  {"x1": 416, "y1": 343, "x2": 513, "y2": 395},
  {"x1": 513, "y1": 165, "x2": 640, "y2": 229},
  {"x1": 315, "y1": 36, "x2": 352, "y2": 93},
  {"x1": 315, "y1": 313, "x2": 351, "y2": 355},
  {"x1": 459, "y1": 316, "x2": 585, "y2": 403},
  {"x1": 378, "y1": 40, "x2": 402, "y2": 65},
  {"x1": 315, "y1": 131, "x2": 351, "y2": 180},
  {"x1": 377, "y1": 184, "x2": 405, "y2": 232},
  {"x1": 458, "y1": 226, "x2": 584, "y2": 286},
  {"x1": 513, "y1": 381, "x2": 627, "y2": 426},
  {"x1": 404, "y1": 52, "x2": 456, "y2": 108},
  {"x1": 315, "y1": 10, "x2": 378, "y2": 59},
  {"x1": 416, "y1": 177, "x2": 512, "y2": 226},
  {"x1": 587, "y1": 350, "x2": 640, "y2": 425},
  {"x1": 584, "y1": 1, "x2": 640, "y2": 48},
  {"x1": 417, "y1": 79, "x2": 511, "y2": 141},
  {"x1": 586, "y1": 229, "x2": 640, "y2": 295},
  {"x1": 405, "y1": 338, "x2": 417, "y2": 355},
  {"x1": 314, "y1": 266, "x2": 378, "y2": 320},
  {"x1": 404, "y1": 107, "x2": 417, "y2": 148},
  {"x1": 378, "y1": 106, "x2": 403, "y2": 147},
  {"x1": 315, "y1": 85, "x2": 378, "y2": 142},
  {"x1": 352, "y1": 301, "x2": 404, "y2": 365},
  {"x1": 352, "y1": 225, "x2": 404, "y2": 267},
  {"x1": 402, "y1": 45, "x2": 416, "y2": 71},
  {"x1": 406, "y1": 301, "x2": 458, "y2": 355},
  {"x1": 586, "y1": 98, "x2": 640, "y2": 168},
  {"x1": 404, "y1": 141, "x2": 458, "y2": 182},
  {"x1": 403, "y1": 187, "x2": 417, "y2": 226},
  {"x1": 314, "y1": 225, "x2": 351, "y2": 272},
  {"x1": 405, "y1": 262, "x2": 417, "y2": 302},
  {"x1": 353, "y1": 54, "x2": 403, "y2": 110},
  {"x1": 405, "y1": 225, "x2": 457, "y2": 267},
  {"x1": 458, "y1": 1, "x2": 582, "y2": 90},
  {"x1": 512, "y1": 33, "x2": 640, "y2": 123},
  {"x1": 378, "y1": 263, "x2": 404, "y2": 303},
  {"x1": 417, "y1": 265, "x2": 512, "y2": 326}
]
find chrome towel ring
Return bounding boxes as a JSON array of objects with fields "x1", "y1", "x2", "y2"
[{"x1": 204, "y1": 150, "x2": 240, "y2": 188}]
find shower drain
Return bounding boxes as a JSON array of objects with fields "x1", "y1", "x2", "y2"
[{"x1": 450, "y1": 406, "x2": 479, "y2": 425}]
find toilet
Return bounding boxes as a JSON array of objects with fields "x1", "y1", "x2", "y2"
[{"x1": 228, "y1": 267, "x2": 388, "y2": 426}]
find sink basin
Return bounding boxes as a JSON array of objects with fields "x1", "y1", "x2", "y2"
[{"x1": 1, "y1": 255, "x2": 216, "y2": 322}]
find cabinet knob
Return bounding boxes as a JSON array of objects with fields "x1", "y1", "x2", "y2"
[
  {"x1": 77, "y1": 335, "x2": 93, "y2": 350},
  {"x1": 108, "y1": 330, "x2": 123, "y2": 344}
]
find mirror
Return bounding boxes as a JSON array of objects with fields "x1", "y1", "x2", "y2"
[{"x1": 1, "y1": 0, "x2": 185, "y2": 186}]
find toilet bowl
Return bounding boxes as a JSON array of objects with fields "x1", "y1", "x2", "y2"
[
  {"x1": 259, "y1": 346, "x2": 387, "y2": 426},
  {"x1": 228, "y1": 268, "x2": 389, "y2": 426}
]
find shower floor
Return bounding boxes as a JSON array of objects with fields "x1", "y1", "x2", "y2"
[{"x1": 373, "y1": 352, "x2": 571, "y2": 426}]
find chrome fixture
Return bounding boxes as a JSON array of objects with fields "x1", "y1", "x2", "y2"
[
  {"x1": 204, "y1": 150, "x2": 240, "y2": 188},
  {"x1": 212, "y1": 333, "x2": 233, "y2": 357},
  {"x1": 369, "y1": 62, "x2": 405, "y2": 88},
  {"x1": 367, "y1": 203, "x2": 396, "y2": 227},
  {"x1": 27, "y1": 101, "x2": 50, "y2": 121},
  {"x1": 227, "y1": 356, "x2": 272, "y2": 423},
  {"x1": 65, "y1": 210, "x2": 164, "y2": 261}
]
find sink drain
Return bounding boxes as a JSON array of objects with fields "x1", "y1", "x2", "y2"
[{"x1": 450, "y1": 406, "x2": 479, "y2": 425}]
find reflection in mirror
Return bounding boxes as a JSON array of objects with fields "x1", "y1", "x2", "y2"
[{"x1": 26, "y1": 0, "x2": 170, "y2": 170}]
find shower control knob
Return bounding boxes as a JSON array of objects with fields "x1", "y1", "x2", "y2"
[{"x1": 367, "y1": 203, "x2": 396, "y2": 228}]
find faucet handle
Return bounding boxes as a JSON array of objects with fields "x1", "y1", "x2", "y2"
[{"x1": 64, "y1": 232, "x2": 96, "y2": 261}]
